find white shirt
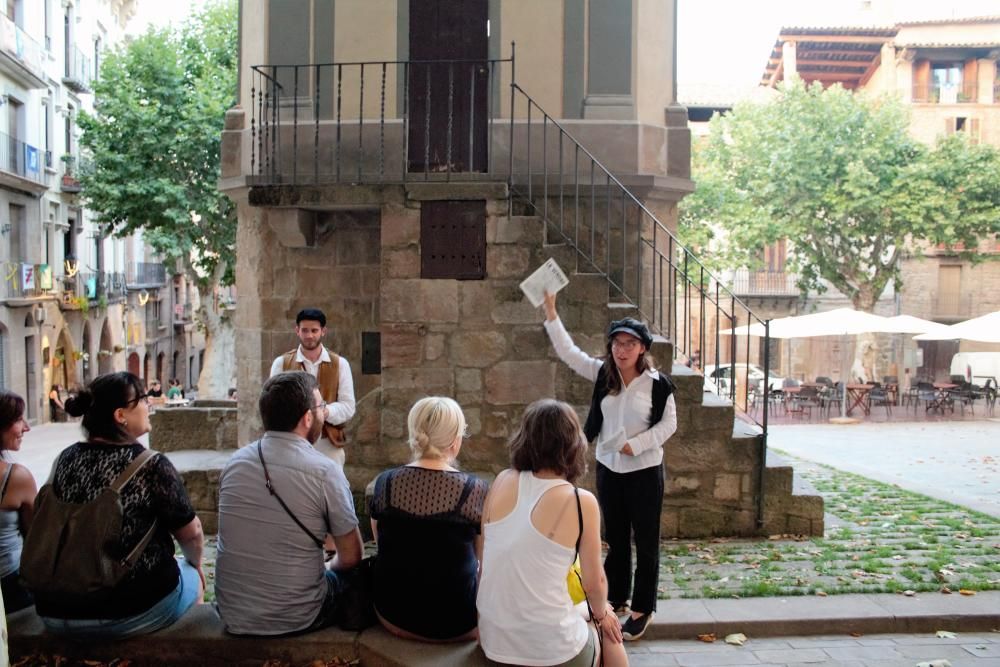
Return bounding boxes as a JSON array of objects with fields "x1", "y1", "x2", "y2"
[
  {"x1": 270, "y1": 345, "x2": 356, "y2": 427},
  {"x1": 544, "y1": 317, "x2": 677, "y2": 474}
]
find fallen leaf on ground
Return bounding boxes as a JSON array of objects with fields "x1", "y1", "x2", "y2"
[
  {"x1": 903, "y1": 590, "x2": 916, "y2": 597},
  {"x1": 916, "y1": 661, "x2": 952, "y2": 667},
  {"x1": 815, "y1": 590, "x2": 827, "y2": 597},
  {"x1": 849, "y1": 632, "x2": 863, "y2": 637},
  {"x1": 697, "y1": 633, "x2": 717, "y2": 643},
  {"x1": 936, "y1": 630, "x2": 958, "y2": 639},
  {"x1": 941, "y1": 586, "x2": 952, "y2": 594},
  {"x1": 959, "y1": 589, "x2": 977, "y2": 596},
  {"x1": 725, "y1": 633, "x2": 747, "y2": 646}
]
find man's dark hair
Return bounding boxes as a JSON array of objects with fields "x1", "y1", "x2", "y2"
[
  {"x1": 259, "y1": 372, "x2": 318, "y2": 432},
  {"x1": 296, "y1": 308, "x2": 327, "y2": 327},
  {"x1": 509, "y1": 399, "x2": 588, "y2": 484}
]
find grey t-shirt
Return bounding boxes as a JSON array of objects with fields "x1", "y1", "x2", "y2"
[{"x1": 215, "y1": 431, "x2": 358, "y2": 635}]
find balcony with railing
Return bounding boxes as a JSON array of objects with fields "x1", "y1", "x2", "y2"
[
  {"x1": 0, "y1": 131, "x2": 46, "y2": 187},
  {"x1": 0, "y1": 262, "x2": 55, "y2": 300},
  {"x1": 61, "y1": 271, "x2": 128, "y2": 306},
  {"x1": 729, "y1": 269, "x2": 800, "y2": 298},
  {"x1": 126, "y1": 262, "x2": 167, "y2": 288},
  {"x1": 0, "y1": 14, "x2": 46, "y2": 89},
  {"x1": 173, "y1": 302, "x2": 194, "y2": 327},
  {"x1": 912, "y1": 81, "x2": 978, "y2": 104},
  {"x1": 63, "y1": 45, "x2": 93, "y2": 93}
]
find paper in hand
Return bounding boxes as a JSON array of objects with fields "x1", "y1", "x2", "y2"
[
  {"x1": 519, "y1": 258, "x2": 569, "y2": 307},
  {"x1": 596, "y1": 429, "x2": 627, "y2": 458}
]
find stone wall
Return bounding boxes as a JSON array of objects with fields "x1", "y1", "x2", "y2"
[
  {"x1": 230, "y1": 183, "x2": 822, "y2": 537},
  {"x1": 149, "y1": 403, "x2": 239, "y2": 453}
]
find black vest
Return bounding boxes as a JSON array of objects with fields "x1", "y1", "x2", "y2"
[{"x1": 583, "y1": 366, "x2": 676, "y2": 443}]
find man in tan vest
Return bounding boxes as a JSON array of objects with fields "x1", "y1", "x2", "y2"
[{"x1": 270, "y1": 308, "x2": 356, "y2": 467}]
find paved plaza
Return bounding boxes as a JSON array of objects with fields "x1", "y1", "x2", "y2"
[{"x1": 768, "y1": 420, "x2": 1000, "y2": 518}]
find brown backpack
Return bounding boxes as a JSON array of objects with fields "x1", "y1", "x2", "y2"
[{"x1": 21, "y1": 449, "x2": 159, "y2": 598}]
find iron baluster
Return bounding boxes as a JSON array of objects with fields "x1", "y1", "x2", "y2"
[
  {"x1": 293, "y1": 66, "x2": 298, "y2": 185},
  {"x1": 358, "y1": 63, "x2": 364, "y2": 182},
  {"x1": 424, "y1": 64, "x2": 431, "y2": 181},
  {"x1": 402, "y1": 62, "x2": 409, "y2": 181},
  {"x1": 336, "y1": 64, "x2": 342, "y2": 183},
  {"x1": 526, "y1": 101, "x2": 532, "y2": 201},
  {"x1": 314, "y1": 64, "x2": 320, "y2": 184},
  {"x1": 542, "y1": 117, "x2": 548, "y2": 220},
  {"x1": 379, "y1": 62, "x2": 386, "y2": 181}
]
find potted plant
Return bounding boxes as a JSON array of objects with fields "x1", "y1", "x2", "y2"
[{"x1": 60, "y1": 154, "x2": 81, "y2": 192}]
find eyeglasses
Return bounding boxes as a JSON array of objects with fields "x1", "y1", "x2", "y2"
[
  {"x1": 127, "y1": 392, "x2": 150, "y2": 408},
  {"x1": 611, "y1": 338, "x2": 641, "y2": 351},
  {"x1": 312, "y1": 401, "x2": 328, "y2": 413}
]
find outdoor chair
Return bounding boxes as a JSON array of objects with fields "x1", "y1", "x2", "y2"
[
  {"x1": 815, "y1": 376, "x2": 833, "y2": 387},
  {"x1": 981, "y1": 379, "x2": 998, "y2": 416},
  {"x1": 948, "y1": 381, "x2": 976, "y2": 415},
  {"x1": 790, "y1": 385, "x2": 822, "y2": 419},
  {"x1": 869, "y1": 383, "x2": 892, "y2": 416},
  {"x1": 821, "y1": 382, "x2": 844, "y2": 417},
  {"x1": 914, "y1": 381, "x2": 938, "y2": 412}
]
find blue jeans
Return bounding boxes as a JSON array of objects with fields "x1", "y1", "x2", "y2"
[
  {"x1": 41, "y1": 558, "x2": 200, "y2": 639},
  {"x1": 301, "y1": 569, "x2": 347, "y2": 633}
]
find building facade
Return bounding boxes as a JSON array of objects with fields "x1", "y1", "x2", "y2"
[
  {"x1": 756, "y1": 13, "x2": 1000, "y2": 383},
  {"x1": 0, "y1": 0, "x2": 205, "y2": 422}
]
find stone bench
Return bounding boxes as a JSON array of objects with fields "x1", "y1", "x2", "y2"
[{"x1": 8, "y1": 605, "x2": 491, "y2": 667}]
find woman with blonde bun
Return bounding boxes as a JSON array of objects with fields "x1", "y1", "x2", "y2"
[{"x1": 368, "y1": 396, "x2": 488, "y2": 642}]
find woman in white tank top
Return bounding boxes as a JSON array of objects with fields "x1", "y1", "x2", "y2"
[{"x1": 477, "y1": 400, "x2": 628, "y2": 667}]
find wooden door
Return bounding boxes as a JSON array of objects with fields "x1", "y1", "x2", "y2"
[{"x1": 408, "y1": 0, "x2": 489, "y2": 173}]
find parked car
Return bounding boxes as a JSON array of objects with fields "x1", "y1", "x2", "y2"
[{"x1": 703, "y1": 363, "x2": 786, "y2": 397}]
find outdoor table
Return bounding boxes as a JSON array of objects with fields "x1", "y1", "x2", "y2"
[
  {"x1": 885, "y1": 383, "x2": 899, "y2": 405},
  {"x1": 782, "y1": 386, "x2": 801, "y2": 414},
  {"x1": 927, "y1": 383, "x2": 957, "y2": 413},
  {"x1": 845, "y1": 383, "x2": 874, "y2": 416}
]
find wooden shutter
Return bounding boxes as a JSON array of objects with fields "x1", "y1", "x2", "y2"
[
  {"x1": 912, "y1": 59, "x2": 931, "y2": 101},
  {"x1": 962, "y1": 58, "x2": 978, "y2": 101},
  {"x1": 420, "y1": 200, "x2": 486, "y2": 279},
  {"x1": 969, "y1": 118, "x2": 981, "y2": 144},
  {"x1": 944, "y1": 117, "x2": 957, "y2": 136}
]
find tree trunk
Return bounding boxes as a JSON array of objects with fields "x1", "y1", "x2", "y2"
[
  {"x1": 851, "y1": 292, "x2": 880, "y2": 384},
  {"x1": 194, "y1": 263, "x2": 235, "y2": 399}
]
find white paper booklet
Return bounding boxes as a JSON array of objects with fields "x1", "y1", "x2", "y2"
[
  {"x1": 519, "y1": 258, "x2": 569, "y2": 307},
  {"x1": 596, "y1": 428, "x2": 627, "y2": 458}
]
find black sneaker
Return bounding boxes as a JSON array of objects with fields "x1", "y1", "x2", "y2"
[
  {"x1": 621, "y1": 612, "x2": 653, "y2": 641},
  {"x1": 612, "y1": 603, "x2": 630, "y2": 616}
]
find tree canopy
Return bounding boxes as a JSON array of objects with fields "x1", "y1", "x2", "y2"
[
  {"x1": 680, "y1": 81, "x2": 1000, "y2": 311},
  {"x1": 78, "y1": 0, "x2": 238, "y2": 289}
]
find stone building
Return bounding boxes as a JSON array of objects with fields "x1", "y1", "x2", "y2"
[
  {"x1": 749, "y1": 11, "x2": 1000, "y2": 384},
  {"x1": 219, "y1": 0, "x2": 822, "y2": 537},
  {"x1": 0, "y1": 0, "x2": 207, "y2": 420}
]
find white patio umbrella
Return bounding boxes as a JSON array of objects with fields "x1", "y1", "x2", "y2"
[
  {"x1": 881, "y1": 315, "x2": 950, "y2": 335},
  {"x1": 719, "y1": 308, "x2": 897, "y2": 421},
  {"x1": 913, "y1": 310, "x2": 1000, "y2": 344}
]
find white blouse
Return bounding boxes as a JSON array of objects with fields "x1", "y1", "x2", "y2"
[{"x1": 544, "y1": 317, "x2": 677, "y2": 474}]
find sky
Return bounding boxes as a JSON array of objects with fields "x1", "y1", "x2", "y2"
[{"x1": 128, "y1": 0, "x2": 999, "y2": 86}]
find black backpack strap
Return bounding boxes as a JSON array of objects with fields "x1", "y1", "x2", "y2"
[
  {"x1": 573, "y1": 486, "x2": 583, "y2": 564},
  {"x1": 257, "y1": 441, "x2": 325, "y2": 549},
  {"x1": 114, "y1": 449, "x2": 160, "y2": 568}
]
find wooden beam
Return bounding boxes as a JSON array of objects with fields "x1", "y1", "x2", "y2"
[
  {"x1": 778, "y1": 34, "x2": 893, "y2": 45},
  {"x1": 796, "y1": 71, "x2": 863, "y2": 82},
  {"x1": 795, "y1": 48, "x2": 883, "y2": 57},
  {"x1": 770, "y1": 57, "x2": 876, "y2": 67},
  {"x1": 858, "y1": 50, "x2": 882, "y2": 88},
  {"x1": 768, "y1": 59, "x2": 784, "y2": 87}
]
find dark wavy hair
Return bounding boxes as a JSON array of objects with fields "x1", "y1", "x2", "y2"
[
  {"x1": 0, "y1": 391, "x2": 26, "y2": 454},
  {"x1": 600, "y1": 340, "x2": 654, "y2": 396},
  {"x1": 508, "y1": 399, "x2": 588, "y2": 484},
  {"x1": 65, "y1": 372, "x2": 146, "y2": 442}
]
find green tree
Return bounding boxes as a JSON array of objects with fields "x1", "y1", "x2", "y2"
[
  {"x1": 78, "y1": 0, "x2": 237, "y2": 397},
  {"x1": 681, "y1": 81, "x2": 1000, "y2": 312}
]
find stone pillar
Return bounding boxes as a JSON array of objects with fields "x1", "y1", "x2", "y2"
[
  {"x1": 880, "y1": 43, "x2": 896, "y2": 94},
  {"x1": 781, "y1": 41, "x2": 797, "y2": 85},
  {"x1": 582, "y1": 0, "x2": 635, "y2": 120}
]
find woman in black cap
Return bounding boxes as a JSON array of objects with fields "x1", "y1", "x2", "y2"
[{"x1": 542, "y1": 291, "x2": 676, "y2": 641}]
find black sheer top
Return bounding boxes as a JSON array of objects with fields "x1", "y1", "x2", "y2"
[
  {"x1": 369, "y1": 465, "x2": 488, "y2": 639},
  {"x1": 34, "y1": 442, "x2": 196, "y2": 620}
]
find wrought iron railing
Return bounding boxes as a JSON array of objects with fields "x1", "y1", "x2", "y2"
[
  {"x1": 250, "y1": 56, "x2": 511, "y2": 184},
  {"x1": 0, "y1": 14, "x2": 45, "y2": 78},
  {"x1": 63, "y1": 45, "x2": 93, "y2": 92},
  {"x1": 0, "y1": 262, "x2": 52, "y2": 299},
  {"x1": 127, "y1": 262, "x2": 167, "y2": 288},
  {"x1": 72, "y1": 271, "x2": 128, "y2": 302},
  {"x1": 729, "y1": 269, "x2": 799, "y2": 297},
  {"x1": 0, "y1": 131, "x2": 45, "y2": 184},
  {"x1": 912, "y1": 82, "x2": 977, "y2": 104}
]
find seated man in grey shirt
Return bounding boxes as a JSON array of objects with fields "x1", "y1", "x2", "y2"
[{"x1": 215, "y1": 371, "x2": 364, "y2": 635}]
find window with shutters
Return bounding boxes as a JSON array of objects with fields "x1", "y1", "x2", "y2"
[{"x1": 420, "y1": 200, "x2": 486, "y2": 279}]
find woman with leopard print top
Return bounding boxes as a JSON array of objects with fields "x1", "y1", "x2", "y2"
[{"x1": 30, "y1": 372, "x2": 205, "y2": 639}]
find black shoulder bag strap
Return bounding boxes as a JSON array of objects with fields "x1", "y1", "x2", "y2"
[
  {"x1": 574, "y1": 486, "x2": 604, "y2": 665},
  {"x1": 256, "y1": 441, "x2": 325, "y2": 549},
  {"x1": 115, "y1": 448, "x2": 159, "y2": 567}
]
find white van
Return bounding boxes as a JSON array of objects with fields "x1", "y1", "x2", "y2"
[{"x1": 950, "y1": 352, "x2": 1000, "y2": 387}]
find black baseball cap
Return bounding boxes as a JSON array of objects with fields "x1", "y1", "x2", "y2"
[{"x1": 607, "y1": 318, "x2": 653, "y2": 348}]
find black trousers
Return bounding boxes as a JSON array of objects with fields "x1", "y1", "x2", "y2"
[{"x1": 596, "y1": 461, "x2": 664, "y2": 615}]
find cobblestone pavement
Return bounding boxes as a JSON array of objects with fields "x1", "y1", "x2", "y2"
[
  {"x1": 655, "y1": 452, "x2": 1000, "y2": 600},
  {"x1": 627, "y1": 632, "x2": 1000, "y2": 667}
]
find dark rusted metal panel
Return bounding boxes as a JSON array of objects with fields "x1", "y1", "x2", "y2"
[
  {"x1": 420, "y1": 200, "x2": 486, "y2": 279},
  {"x1": 361, "y1": 331, "x2": 381, "y2": 375}
]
